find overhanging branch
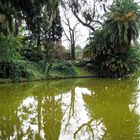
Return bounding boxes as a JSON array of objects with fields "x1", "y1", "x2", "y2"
[{"x1": 72, "y1": 10, "x2": 95, "y2": 31}]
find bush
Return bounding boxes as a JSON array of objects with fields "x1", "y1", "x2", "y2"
[
  {"x1": 94, "y1": 47, "x2": 140, "y2": 77},
  {"x1": 43, "y1": 60, "x2": 77, "y2": 77},
  {"x1": 0, "y1": 60, "x2": 32, "y2": 81},
  {"x1": 51, "y1": 60, "x2": 77, "y2": 76}
]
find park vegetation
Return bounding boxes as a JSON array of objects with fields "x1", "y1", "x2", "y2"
[
  {"x1": 83, "y1": 0, "x2": 140, "y2": 77},
  {"x1": 0, "y1": 0, "x2": 140, "y2": 82}
]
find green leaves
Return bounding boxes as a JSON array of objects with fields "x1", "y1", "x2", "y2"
[
  {"x1": 94, "y1": 47, "x2": 140, "y2": 78},
  {"x1": 0, "y1": 0, "x2": 60, "y2": 35},
  {"x1": 83, "y1": 0, "x2": 140, "y2": 78},
  {"x1": 0, "y1": 36, "x2": 21, "y2": 61},
  {"x1": 105, "y1": 0, "x2": 140, "y2": 53}
]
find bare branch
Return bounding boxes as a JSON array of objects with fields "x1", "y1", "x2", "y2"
[
  {"x1": 73, "y1": 22, "x2": 79, "y2": 31},
  {"x1": 63, "y1": 27, "x2": 71, "y2": 42}
]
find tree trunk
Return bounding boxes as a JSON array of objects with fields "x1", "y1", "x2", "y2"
[
  {"x1": 14, "y1": 20, "x2": 19, "y2": 36},
  {"x1": 46, "y1": 60, "x2": 53, "y2": 77},
  {"x1": 37, "y1": 33, "x2": 41, "y2": 53},
  {"x1": 71, "y1": 31, "x2": 75, "y2": 60},
  {"x1": 71, "y1": 43, "x2": 75, "y2": 60}
]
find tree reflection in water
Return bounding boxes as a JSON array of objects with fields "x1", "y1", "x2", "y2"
[
  {"x1": 60, "y1": 87, "x2": 106, "y2": 140},
  {"x1": 0, "y1": 78, "x2": 140, "y2": 140},
  {"x1": 82, "y1": 79, "x2": 140, "y2": 140}
]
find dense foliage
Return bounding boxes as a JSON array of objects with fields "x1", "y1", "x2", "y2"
[
  {"x1": 0, "y1": 0, "x2": 60, "y2": 34},
  {"x1": 0, "y1": 0, "x2": 70, "y2": 81},
  {"x1": 84, "y1": 0, "x2": 140, "y2": 78},
  {"x1": 105, "y1": 0, "x2": 140, "y2": 53},
  {"x1": 0, "y1": 36, "x2": 32, "y2": 81},
  {"x1": 50, "y1": 60, "x2": 77, "y2": 76},
  {"x1": 0, "y1": 0, "x2": 140, "y2": 81}
]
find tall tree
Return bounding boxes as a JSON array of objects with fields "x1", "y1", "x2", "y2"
[
  {"x1": 62, "y1": 13, "x2": 79, "y2": 60},
  {"x1": 0, "y1": 0, "x2": 60, "y2": 36},
  {"x1": 105, "y1": 0, "x2": 140, "y2": 53}
]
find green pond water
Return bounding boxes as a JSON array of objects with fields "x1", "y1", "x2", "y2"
[{"x1": 0, "y1": 77, "x2": 140, "y2": 140}]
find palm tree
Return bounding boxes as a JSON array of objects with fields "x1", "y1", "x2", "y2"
[{"x1": 105, "y1": 0, "x2": 140, "y2": 54}]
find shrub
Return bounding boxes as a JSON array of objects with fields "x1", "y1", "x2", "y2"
[
  {"x1": 0, "y1": 60, "x2": 32, "y2": 81},
  {"x1": 46, "y1": 60, "x2": 77, "y2": 77},
  {"x1": 93, "y1": 47, "x2": 140, "y2": 78},
  {"x1": 0, "y1": 36, "x2": 44, "y2": 81}
]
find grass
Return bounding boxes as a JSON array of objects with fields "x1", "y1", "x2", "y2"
[{"x1": 75, "y1": 67, "x2": 96, "y2": 76}]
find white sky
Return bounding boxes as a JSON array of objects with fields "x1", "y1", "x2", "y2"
[
  {"x1": 60, "y1": 7, "x2": 90, "y2": 49},
  {"x1": 60, "y1": 0, "x2": 112, "y2": 49}
]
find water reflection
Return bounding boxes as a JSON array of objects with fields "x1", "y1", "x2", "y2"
[
  {"x1": 82, "y1": 79, "x2": 140, "y2": 140},
  {"x1": 0, "y1": 78, "x2": 140, "y2": 140}
]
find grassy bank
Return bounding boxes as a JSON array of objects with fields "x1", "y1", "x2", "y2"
[{"x1": 0, "y1": 60, "x2": 95, "y2": 83}]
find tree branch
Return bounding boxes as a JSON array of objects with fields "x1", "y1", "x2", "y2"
[
  {"x1": 63, "y1": 27, "x2": 71, "y2": 42},
  {"x1": 72, "y1": 10, "x2": 95, "y2": 31}
]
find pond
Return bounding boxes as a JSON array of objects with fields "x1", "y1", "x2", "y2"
[{"x1": 0, "y1": 77, "x2": 140, "y2": 140}]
